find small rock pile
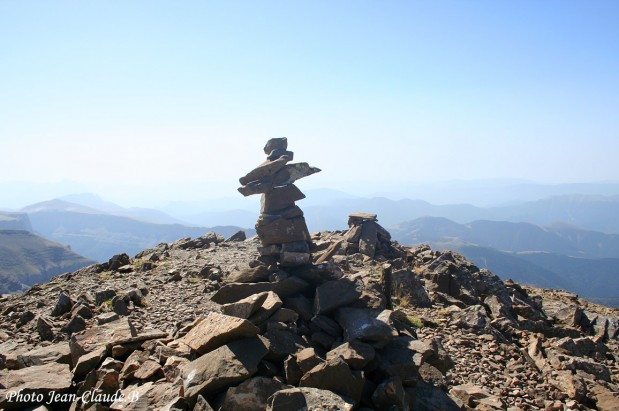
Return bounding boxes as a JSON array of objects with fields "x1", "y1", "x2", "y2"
[
  {"x1": 343, "y1": 212, "x2": 393, "y2": 258},
  {"x1": 238, "y1": 137, "x2": 320, "y2": 267}
]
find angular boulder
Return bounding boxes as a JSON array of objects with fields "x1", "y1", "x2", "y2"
[
  {"x1": 299, "y1": 356, "x2": 364, "y2": 404},
  {"x1": 178, "y1": 312, "x2": 259, "y2": 354},
  {"x1": 335, "y1": 308, "x2": 398, "y2": 344},
  {"x1": 0, "y1": 363, "x2": 72, "y2": 410},
  {"x1": 219, "y1": 377, "x2": 287, "y2": 411},
  {"x1": 181, "y1": 337, "x2": 269, "y2": 405},
  {"x1": 267, "y1": 387, "x2": 354, "y2": 411}
]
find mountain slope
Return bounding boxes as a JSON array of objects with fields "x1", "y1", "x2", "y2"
[
  {"x1": 0, "y1": 212, "x2": 33, "y2": 231},
  {"x1": 0, "y1": 230, "x2": 96, "y2": 294},
  {"x1": 391, "y1": 216, "x2": 619, "y2": 259},
  {"x1": 390, "y1": 217, "x2": 619, "y2": 303},
  {"x1": 493, "y1": 194, "x2": 619, "y2": 234},
  {"x1": 60, "y1": 193, "x2": 190, "y2": 225}
]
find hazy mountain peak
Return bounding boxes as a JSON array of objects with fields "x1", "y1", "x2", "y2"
[{"x1": 20, "y1": 199, "x2": 103, "y2": 214}]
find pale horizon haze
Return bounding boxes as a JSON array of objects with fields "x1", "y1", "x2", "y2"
[{"x1": 1, "y1": 1, "x2": 618, "y2": 209}]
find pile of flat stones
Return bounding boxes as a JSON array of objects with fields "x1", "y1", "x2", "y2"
[
  {"x1": 238, "y1": 138, "x2": 320, "y2": 267},
  {"x1": 343, "y1": 213, "x2": 392, "y2": 258}
]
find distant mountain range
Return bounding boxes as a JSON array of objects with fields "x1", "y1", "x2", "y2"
[
  {"x1": 3, "y1": 188, "x2": 619, "y2": 303},
  {"x1": 390, "y1": 217, "x2": 619, "y2": 304},
  {"x1": 297, "y1": 194, "x2": 619, "y2": 234},
  {"x1": 0, "y1": 230, "x2": 96, "y2": 294},
  {"x1": 390, "y1": 217, "x2": 619, "y2": 259},
  {"x1": 10, "y1": 199, "x2": 254, "y2": 262}
]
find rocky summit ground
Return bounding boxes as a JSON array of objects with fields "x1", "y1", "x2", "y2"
[{"x1": 0, "y1": 230, "x2": 617, "y2": 411}]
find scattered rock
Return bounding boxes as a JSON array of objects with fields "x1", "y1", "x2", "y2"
[{"x1": 51, "y1": 291, "x2": 73, "y2": 317}]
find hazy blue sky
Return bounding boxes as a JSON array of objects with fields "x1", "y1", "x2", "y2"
[{"x1": 1, "y1": 1, "x2": 618, "y2": 207}]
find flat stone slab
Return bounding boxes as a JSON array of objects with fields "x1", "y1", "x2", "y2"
[
  {"x1": 260, "y1": 184, "x2": 305, "y2": 213},
  {"x1": 222, "y1": 292, "x2": 270, "y2": 319},
  {"x1": 110, "y1": 381, "x2": 182, "y2": 411},
  {"x1": 178, "y1": 312, "x2": 259, "y2": 354},
  {"x1": 0, "y1": 362, "x2": 72, "y2": 410},
  {"x1": 239, "y1": 156, "x2": 290, "y2": 186},
  {"x1": 255, "y1": 216, "x2": 310, "y2": 246},
  {"x1": 211, "y1": 283, "x2": 276, "y2": 305},
  {"x1": 69, "y1": 318, "x2": 137, "y2": 367},
  {"x1": 272, "y1": 163, "x2": 321, "y2": 186}
]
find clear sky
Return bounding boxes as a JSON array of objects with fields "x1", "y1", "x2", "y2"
[{"x1": 1, "y1": 1, "x2": 618, "y2": 207}]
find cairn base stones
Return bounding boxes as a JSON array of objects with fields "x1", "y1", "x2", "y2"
[{"x1": 239, "y1": 138, "x2": 320, "y2": 267}]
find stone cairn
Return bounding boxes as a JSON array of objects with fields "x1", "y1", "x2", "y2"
[
  {"x1": 238, "y1": 138, "x2": 320, "y2": 267},
  {"x1": 343, "y1": 212, "x2": 392, "y2": 258}
]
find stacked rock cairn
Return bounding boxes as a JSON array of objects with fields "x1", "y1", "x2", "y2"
[
  {"x1": 238, "y1": 138, "x2": 320, "y2": 267},
  {"x1": 343, "y1": 213, "x2": 392, "y2": 258}
]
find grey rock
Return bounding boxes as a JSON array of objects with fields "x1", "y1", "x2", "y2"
[
  {"x1": 311, "y1": 315, "x2": 342, "y2": 337},
  {"x1": 96, "y1": 312, "x2": 120, "y2": 325},
  {"x1": 227, "y1": 265, "x2": 272, "y2": 283},
  {"x1": 372, "y1": 377, "x2": 409, "y2": 411},
  {"x1": 284, "y1": 295, "x2": 313, "y2": 321},
  {"x1": 260, "y1": 184, "x2": 306, "y2": 214},
  {"x1": 314, "y1": 278, "x2": 362, "y2": 315},
  {"x1": 262, "y1": 329, "x2": 307, "y2": 362},
  {"x1": 255, "y1": 216, "x2": 311, "y2": 246},
  {"x1": 239, "y1": 155, "x2": 290, "y2": 186},
  {"x1": 110, "y1": 381, "x2": 183, "y2": 411},
  {"x1": 0, "y1": 362, "x2": 72, "y2": 410},
  {"x1": 61, "y1": 314, "x2": 86, "y2": 335},
  {"x1": 326, "y1": 340, "x2": 375, "y2": 370},
  {"x1": 181, "y1": 336, "x2": 269, "y2": 405},
  {"x1": 263, "y1": 137, "x2": 288, "y2": 154},
  {"x1": 51, "y1": 291, "x2": 73, "y2": 317},
  {"x1": 211, "y1": 282, "x2": 275, "y2": 305},
  {"x1": 391, "y1": 269, "x2": 432, "y2": 308},
  {"x1": 219, "y1": 377, "x2": 287, "y2": 411},
  {"x1": 112, "y1": 296, "x2": 130, "y2": 316},
  {"x1": 453, "y1": 305, "x2": 490, "y2": 330},
  {"x1": 71, "y1": 303, "x2": 93, "y2": 319},
  {"x1": 335, "y1": 308, "x2": 398, "y2": 344},
  {"x1": 225, "y1": 230, "x2": 247, "y2": 242},
  {"x1": 108, "y1": 253, "x2": 131, "y2": 271},
  {"x1": 267, "y1": 387, "x2": 354, "y2": 411},
  {"x1": 222, "y1": 292, "x2": 270, "y2": 319},
  {"x1": 358, "y1": 221, "x2": 378, "y2": 257},
  {"x1": 36, "y1": 316, "x2": 55, "y2": 341},
  {"x1": 299, "y1": 356, "x2": 364, "y2": 404},
  {"x1": 95, "y1": 289, "x2": 117, "y2": 306},
  {"x1": 271, "y1": 162, "x2": 321, "y2": 186},
  {"x1": 248, "y1": 291, "x2": 283, "y2": 325}
]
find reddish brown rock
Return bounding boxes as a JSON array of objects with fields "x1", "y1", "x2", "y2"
[{"x1": 178, "y1": 312, "x2": 259, "y2": 354}]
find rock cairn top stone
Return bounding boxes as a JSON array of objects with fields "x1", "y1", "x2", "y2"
[{"x1": 238, "y1": 138, "x2": 320, "y2": 267}]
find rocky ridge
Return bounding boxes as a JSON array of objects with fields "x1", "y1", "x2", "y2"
[{"x1": 0, "y1": 228, "x2": 617, "y2": 410}]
